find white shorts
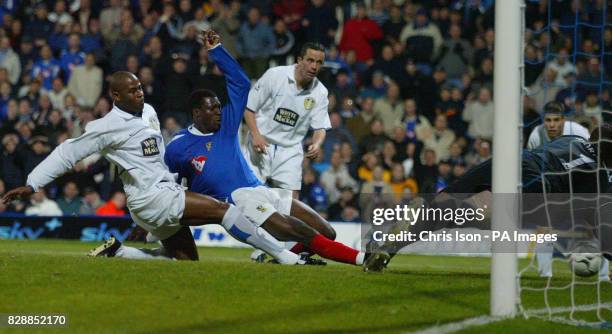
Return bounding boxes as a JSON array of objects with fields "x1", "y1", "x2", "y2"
[
  {"x1": 242, "y1": 137, "x2": 303, "y2": 190},
  {"x1": 230, "y1": 186, "x2": 293, "y2": 226},
  {"x1": 127, "y1": 182, "x2": 185, "y2": 240}
]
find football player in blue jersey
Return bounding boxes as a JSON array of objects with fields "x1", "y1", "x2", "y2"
[{"x1": 165, "y1": 30, "x2": 371, "y2": 267}]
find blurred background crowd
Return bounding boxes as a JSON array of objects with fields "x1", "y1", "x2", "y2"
[{"x1": 0, "y1": 0, "x2": 610, "y2": 221}]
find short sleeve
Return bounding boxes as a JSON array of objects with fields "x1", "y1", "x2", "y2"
[
  {"x1": 246, "y1": 69, "x2": 274, "y2": 113},
  {"x1": 309, "y1": 90, "x2": 331, "y2": 130}
]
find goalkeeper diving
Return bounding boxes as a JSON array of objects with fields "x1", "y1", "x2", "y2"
[{"x1": 364, "y1": 120, "x2": 612, "y2": 272}]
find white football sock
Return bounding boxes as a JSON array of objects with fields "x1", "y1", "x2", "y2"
[
  {"x1": 221, "y1": 205, "x2": 300, "y2": 265},
  {"x1": 536, "y1": 242, "x2": 554, "y2": 277},
  {"x1": 600, "y1": 258, "x2": 610, "y2": 281},
  {"x1": 115, "y1": 245, "x2": 173, "y2": 260},
  {"x1": 355, "y1": 252, "x2": 366, "y2": 265}
]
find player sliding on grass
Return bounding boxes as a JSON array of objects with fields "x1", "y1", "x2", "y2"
[
  {"x1": 163, "y1": 30, "x2": 369, "y2": 267},
  {"x1": 364, "y1": 123, "x2": 612, "y2": 272},
  {"x1": 1, "y1": 34, "x2": 313, "y2": 263}
]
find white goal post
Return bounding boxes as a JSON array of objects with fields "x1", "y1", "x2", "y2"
[{"x1": 491, "y1": 0, "x2": 523, "y2": 317}]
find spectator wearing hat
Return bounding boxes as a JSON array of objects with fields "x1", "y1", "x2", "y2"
[
  {"x1": 96, "y1": 191, "x2": 127, "y2": 216},
  {"x1": 526, "y1": 101, "x2": 590, "y2": 149}
]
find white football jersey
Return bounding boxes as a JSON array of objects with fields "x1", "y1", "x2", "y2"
[
  {"x1": 246, "y1": 65, "x2": 331, "y2": 147},
  {"x1": 527, "y1": 120, "x2": 591, "y2": 149},
  {"x1": 27, "y1": 103, "x2": 177, "y2": 200}
]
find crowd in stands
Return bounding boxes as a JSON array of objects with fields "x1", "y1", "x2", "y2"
[{"x1": 0, "y1": 0, "x2": 610, "y2": 221}]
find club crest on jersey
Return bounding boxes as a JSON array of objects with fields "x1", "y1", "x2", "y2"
[
  {"x1": 273, "y1": 108, "x2": 299, "y2": 127},
  {"x1": 141, "y1": 138, "x2": 160, "y2": 156},
  {"x1": 256, "y1": 205, "x2": 267, "y2": 213},
  {"x1": 191, "y1": 156, "x2": 207, "y2": 174},
  {"x1": 206, "y1": 142, "x2": 212, "y2": 152},
  {"x1": 304, "y1": 97, "x2": 315, "y2": 110}
]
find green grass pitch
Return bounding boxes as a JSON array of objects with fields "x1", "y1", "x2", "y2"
[{"x1": 0, "y1": 239, "x2": 610, "y2": 333}]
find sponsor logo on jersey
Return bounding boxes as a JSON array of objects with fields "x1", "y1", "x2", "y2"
[
  {"x1": 191, "y1": 156, "x2": 207, "y2": 174},
  {"x1": 273, "y1": 108, "x2": 299, "y2": 127},
  {"x1": 206, "y1": 142, "x2": 212, "y2": 152},
  {"x1": 141, "y1": 138, "x2": 160, "y2": 156},
  {"x1": 256, "y1": 205, "x2": 267, "y2": 213},
  {"x1": 304, "y1": 97, "x2": 315, "y2": 110}
]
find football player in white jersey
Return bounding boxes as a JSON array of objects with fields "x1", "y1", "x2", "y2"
[
  {"x1": 527, "y1": 101, "x2": 591, "y2": 149},
  {"x1": 1, "y1": 35, "x2": 304, "y2": 263},
  {"x1": 243, "y1": 42, "x2": 331, "y2": 199}
]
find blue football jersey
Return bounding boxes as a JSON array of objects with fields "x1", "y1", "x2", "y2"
[{"x1": 165, "y1": 45, "x2": 261, "y2": 202}]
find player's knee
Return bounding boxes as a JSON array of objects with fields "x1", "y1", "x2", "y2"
[
  {"x1": 325, "y1": 226, "x2": 337, "y2": 241},
  {"x1": 285, "y1": 216, "x2": 317, "y2": 241}
]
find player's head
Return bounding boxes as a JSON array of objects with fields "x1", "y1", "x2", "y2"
[
  {"x1": 190, "y1": 89, "x2": 221, "y2": 133},
  {"x1": 109, "y1": 71, "x2": 144, "y2": 114},
  {"x1": 590, "y1": 123, "x2": 612, "y2": 165},
  {"x1": 296, "y1": 42, "x2": 325, "y2": 83},
  {"x1": 542, "y1": 101, "x2": 566, "y2": 139}
]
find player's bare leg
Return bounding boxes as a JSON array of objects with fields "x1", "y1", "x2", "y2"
[
  {"x1": 182, "y1": 191, "x2": 301, "y2": 264},
  {"x1": 160, "y1": 226, "x2": 199, "y2": 260},
  {"x1": 290, "y1": 199, "x2": 336, "y2": 240},
  {"x1": 260, "y1": 213, "x2": 365, "y2": 265}
]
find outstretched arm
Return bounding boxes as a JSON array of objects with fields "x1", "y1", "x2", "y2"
[
  {"x1": 3, "y1": 121, "x2": 110, "y2": 202},
  {"x1": 200, "y1": 30, "x2": 251, "y2": 134}
]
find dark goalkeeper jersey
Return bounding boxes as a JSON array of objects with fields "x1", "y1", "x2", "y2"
[
  {"x1": 444, "y1": 135, "x2": 611, "y2": 194},
  {"x1": 523, "y1": 135, "x2": 611, "y2": 193}
]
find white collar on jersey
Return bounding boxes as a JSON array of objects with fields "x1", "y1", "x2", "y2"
[
  {"x1": 112, "y1": 104, "x2": 143, "y2": 120},
  {"x1": 288, "y1": 64, "x2": 317, "y2": 92},
  {"x1": 188, "y1": 124, "x2": 214, "y2": 136}
]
